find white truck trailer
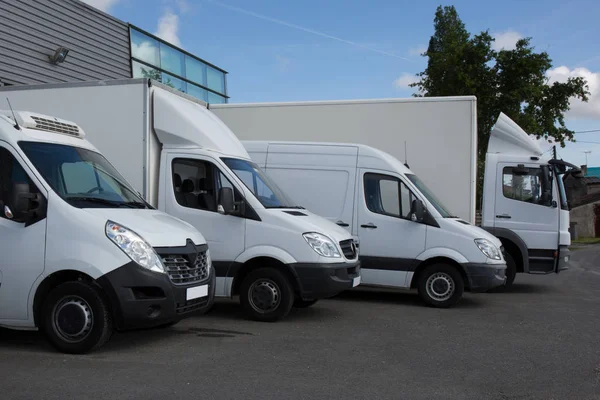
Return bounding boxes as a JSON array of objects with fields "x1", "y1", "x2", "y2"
[{"x1": 212, "y1": 99, "x2": 581, "y2": 288}]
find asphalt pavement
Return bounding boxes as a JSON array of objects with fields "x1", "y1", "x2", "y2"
[{"x1": 1, "y1": 245, "x2": 599, "y2": 400}]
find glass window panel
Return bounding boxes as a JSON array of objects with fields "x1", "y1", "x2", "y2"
[
  {"x1": 160, "y1": 43, "x2": 185, "y2": 76},
  {"x1": 132, "y1": 60, "x2": 162, "y2": 81},
  {"x1": 206, "y1": 66, "x2": 225, "y2": 94},
  {"x1": 185, "y1": 56, "x2": 207, "y2": 86},
  {"x1": 207, "y1": 92, "x2": 226, "y2": 104},
  {"x1": 161, "y1": 73, "x2": 187, "y2": 93},
  {"x1": 187, "y1": 83, "x2": 208, "y2": 102},
  {"x1": 130, "y1": 29, "x2": 160, "y2": 66}
]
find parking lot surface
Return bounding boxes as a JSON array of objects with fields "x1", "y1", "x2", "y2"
[{"x1": 1, "y1": 245, "x2": 599, "y2": 400}]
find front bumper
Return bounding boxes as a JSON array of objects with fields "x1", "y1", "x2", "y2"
[
  {"x1": 98, "y1": 262, "x2": 216, "y2": 331},
  {"x1": 464, "y1": 263, "x2": 507, "y2": 292},
  {"x1": 557, "y1": 245, "x2": 571, "y2": 272},
  {"x1": 290, "y1": 260, "x2": 361, "y2": 300}
]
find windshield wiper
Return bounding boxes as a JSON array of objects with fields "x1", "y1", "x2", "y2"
[
  {"x1": 444, "y1": 215, "x2": 459, "y2": 218},
  {"x1": 123, "y1": 201, "x2": 150, "y2": 209},
  {"x1": 67, "y1": 197, "x2": 144, "y2": 209}
]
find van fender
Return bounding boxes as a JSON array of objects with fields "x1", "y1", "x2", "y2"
[
  {"x1": 234, "y1": 246, "x2": 297, "y2": 265},
  {"x1": 416, "y1": 247, "x2": 470, "y2": 265}
]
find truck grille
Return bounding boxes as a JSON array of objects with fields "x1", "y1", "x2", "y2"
[
  {"x1": 162, "y1": 250, "x2": 209, "y2": 285},
  {"x1": 340, "y1": 239, "x2": 357, "y2": 259}
]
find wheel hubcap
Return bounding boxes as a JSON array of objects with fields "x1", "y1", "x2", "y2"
[
  {"x1": 248, "y1": 279, "x2": 280, "y2": 313},
  {"x1": 53, "y1": 296, "x2": 93, "y2": 342},
  {"x1": 425, "y1": 273, "x2": 455, "y2": 301}
]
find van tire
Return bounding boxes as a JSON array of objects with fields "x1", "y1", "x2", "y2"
[
  {"x1": 503, "y1": 252, "x2": 517, "y2": 288},
  {"x1": 239, "y1": 268, "x2": 294, "y2": 322},
  {"x1": 417, "y1": 264, "x2": 464, "y2": 308},
  {"x1": 293, "y1": 299, "x2": 318, "y2": 308},
  {"x1": 40, "y1": 281, "x2": 113, "y2": 354}
]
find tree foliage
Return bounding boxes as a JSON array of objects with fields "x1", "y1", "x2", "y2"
[{"x1": 411, "y1": 5, "x2": 589, "y2": 156}]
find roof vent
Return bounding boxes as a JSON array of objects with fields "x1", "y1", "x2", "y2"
[
  {"x1": 30, "y1": 116, "x2": 80, "y2": 136},
  {"x1": 0, "y1": 110, "x2": 85, "y2": 138}
]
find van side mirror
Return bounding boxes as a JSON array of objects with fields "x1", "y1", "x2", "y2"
[
  {"x1": 8, "y1": 183, "x2": 45, "y2": 223},
  {"x1": 410, "y1": 199, "x2": 425, "y2": 223},
  {"x1": 218, "y1": 187, "x2": 235, "y2": 215}
]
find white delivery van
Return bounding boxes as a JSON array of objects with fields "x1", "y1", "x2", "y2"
[
  {"x1": 0, "y1": 108, "x2": 215, "y2": 354},
  {"x1": 242, "y1": 140, "x2": 507, "y2": 307},
  {"x1": 0, "y1": 79, "x2": 361, "y2": 322},
  {"x1": 214, "y1": 99, "x2": 582, "y2": 288}
]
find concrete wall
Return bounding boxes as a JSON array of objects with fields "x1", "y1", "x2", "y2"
[
  {"x1": 570, "y1": 202, "x2": 599, "y2": 238},
  {"x1": 0, "y1": 0, "x2": 131, "y2": 86}
]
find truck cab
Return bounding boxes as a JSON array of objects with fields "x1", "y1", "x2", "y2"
[
  {"x1": 0, "y1": 109, "x2": 215, "y2": 354},
  {"x1": 481, "y1": 113, "x2": 581, "y2": 287},
  {"x1": 242, "y1": 141, "x2": 507, "y2": 308}
]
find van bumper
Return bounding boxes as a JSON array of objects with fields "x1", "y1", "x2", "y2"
[
  {"x1": 97, "y1": 262, "x2": 216, "y2": 331},
  {"x1": 557, "y1": 245, "x2": 571, "y2": 272},
  {"x1": 290, "y1": 261, "x2": 361, "y2": 300},
  {"x1": 464, "y1": 263, "x2": 507, "y2": 292}
]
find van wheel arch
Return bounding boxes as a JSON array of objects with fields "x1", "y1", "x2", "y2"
[
  {"x1": 411, "y1": 257, "x2": 469, "y2": 291},
  {"x1": 498, "y1": 238, "x2": 524, "y2": 273},
  {"x1": 33, "y1": 270, "x2": 100, "y2": 328},
  {"x1": 232, "y1": 257, "x2": 300, "y2": 297}
]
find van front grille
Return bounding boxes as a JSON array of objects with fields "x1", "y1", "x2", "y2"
[
  {"x1": 340, "y1": 239, "x2": 357, "y2": 259},
  {"x1": 162, "y1": 251, "x2": 209, "y2": 285}
]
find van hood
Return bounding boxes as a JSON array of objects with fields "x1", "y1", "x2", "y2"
[
  {"x1": 266, "y1": 208, "x2": 353, "y2": 244},
  {"x1": 441, "y1": 217, "x2": 503, "y2": 248},
  {"x1": 84, "y1": 208, "x2": 206, "y2": 248}
]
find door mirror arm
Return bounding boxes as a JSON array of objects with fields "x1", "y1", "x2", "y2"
[
  {"x1": 8, "y1": 183, "x2": 47, "y2": 224},
  {"x1": 409, "y1": 199, "x2": 425, "y2": 223}
]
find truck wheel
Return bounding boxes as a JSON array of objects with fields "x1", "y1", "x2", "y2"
[
  {"x1": 40, "y1": 281, "x2": 113, "y2": 354},
  {"x1": 417, "y1": 264, "x2": 464, "y2": 308},
  {"x1": 240, "y1": 268, "x2": 294, "y2": 322},
  {"x1": 293, "y1": 299, "x2": 318, "y2": 308},
  {"x1": 503, "y1": 252, "x2": 517, "y2": 288}
]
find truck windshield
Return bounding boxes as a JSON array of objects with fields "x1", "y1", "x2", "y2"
[
  {"x1": 221, "y1": 157, "x2": 298, "y2": 209},
  {"x1": 405, "y1": 174, "x2": 453, "y2": 218},
  {"x1": 19, "y1": 141, "x2": 149, "y2": 209}
]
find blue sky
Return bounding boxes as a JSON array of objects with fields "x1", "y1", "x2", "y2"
[{"x1": 88, "y1": 0, "x2": 600, "y2": 167}]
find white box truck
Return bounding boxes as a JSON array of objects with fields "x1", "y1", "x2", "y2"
[
  {"x1": 0, "y1": 108, "x2": 214, "y2": 354},
  {"x1": 0, "y1": 79, "x2": 361, "y2": 322},
  {"x1": 212, "y1": 99, "x2": 581, "y2": 288}
]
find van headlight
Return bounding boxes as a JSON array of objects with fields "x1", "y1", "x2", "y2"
[
  {"x1": 303, "y1": 232, "x2": 341, "y2": 258},
  {"x1": 105, "y1": 221, "x2": 165, "y2": 273},
  {"x1": 475, "y1": 238, "x2": 501, "y2": 260}
]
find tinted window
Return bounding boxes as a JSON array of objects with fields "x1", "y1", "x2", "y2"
[
  {"x1": 0, "y1": 147, "x2": 42, "y2": 222},
  {"x1": 364, "y1": 173, "x2": 416, "y2": 219}
]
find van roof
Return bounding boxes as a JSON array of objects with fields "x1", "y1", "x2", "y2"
[{"x1": 242, "y1": 140, "x2": 414, "y2": 176}]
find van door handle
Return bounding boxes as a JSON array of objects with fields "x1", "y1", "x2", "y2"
[
  {"x1": 336, "y1": 220, "x2": 349, "y2": 227},
  {"x1": 496, "y1": 214, "x2": 512, "y2": 219},
  {"x1": 361, "y1": 223, "x2": 377, "y2": 229}
]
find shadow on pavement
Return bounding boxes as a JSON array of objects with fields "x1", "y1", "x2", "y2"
[
  {"x1": 329, "y1": 288, "x2": 483, "y2": 309},
  {"x1": 488, "y1": 282, "x2": 554, "y2": 294},
  {"x1": 201, "y1": 300, "x2": 342, "y2": 322}
]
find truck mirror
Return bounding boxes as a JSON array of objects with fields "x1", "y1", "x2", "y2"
[
  {"x1": 218, "y1": 187, "x2": 235, "y2": 215},
  {"x1": 410, "y1": 199, "x2": 425, "y2": 223},
  {"x1": 512, "y1": 164, "x2": 530, "y2": 176},
  {"x1": 9, "y1": 183, "x2": 45, "y2": 222}
]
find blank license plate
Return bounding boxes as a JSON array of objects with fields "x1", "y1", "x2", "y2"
[
  {"x1": 352, "y1": 276, "x2": 361, "y2": 287},
  {"x1": 186, "y1": 284, "x2": 208, "y2": 300}
]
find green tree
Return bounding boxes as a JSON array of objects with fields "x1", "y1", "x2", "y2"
[{"x1": 410, "y1": 5, "x2": 589, "y2": 208}]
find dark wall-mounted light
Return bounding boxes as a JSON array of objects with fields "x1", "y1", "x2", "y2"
[{"x1": 48, "y1": 47, "x2": 70, "y2": 64}]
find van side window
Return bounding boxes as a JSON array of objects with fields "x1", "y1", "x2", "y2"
[
  {"x1": 502, "y1": 167, "x2": 548, "y2": 205},
  {"x1": 172, "y1": 158, "x2": 241, "y2": 212},
  {"x1": 0, "y1": 147, "x2": 38, "y2": 222},
  {"x1": 364, "y1": 173, "x2": 415, "y2": 219}
]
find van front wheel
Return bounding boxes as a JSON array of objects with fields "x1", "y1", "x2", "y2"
[
  {"x1": 40, "y1": 281, "x2": 113, "y2": 354},
  {"x1": 417, "y1": 264, "x2": 464, "y2": 308},
  {"x1": 240, "y1": 268, "x2": 295, "y2": 322}
]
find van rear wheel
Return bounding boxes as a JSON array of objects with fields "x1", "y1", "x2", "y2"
[
  {"x1": 240, "y1": 268, "x2": 294, "y2": 322},
  {"x1": 40, "y1": 281, "x2": 113, "y2": 354},
  {"x1": 417, "y1": 264, "x2": 464, "y2": 308}
]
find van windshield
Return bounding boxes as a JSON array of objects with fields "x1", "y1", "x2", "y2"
[
  {"x1": 405, "y1": 174, "x2": 453, "y2": 218},
  {"x1": 19, "y1": 141, "x2": 149, "y2": 209},
  {"x1": 221, "y1": 157, "x2": 299, "y2": 209}
]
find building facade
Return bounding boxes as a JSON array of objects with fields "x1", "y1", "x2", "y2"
[{"x1": 0, "y1": 0, "x2": 227, "y2": 103}]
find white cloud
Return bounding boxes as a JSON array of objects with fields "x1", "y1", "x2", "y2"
[
  {"x1": 546, "y1": 66, "x2": 600, "y2": 120},
  {"x1": 80, "y1": 0, "x2": 119, "y2": 12},
  {"x1": 409, "y1": 46, "x2": 427, "y2": 56},
  {"x1": 155, "y1": 10, "x2": 181, "y2": 48},
  {"x1": 176, "y1": 0, "x2": 191, "y2": 13},
  {"x1": 492, "y1": 30, "x2": 522, "y2": 51},
  {"x1": 393, "y1": 73, "x2": 418, "y2": 89}
]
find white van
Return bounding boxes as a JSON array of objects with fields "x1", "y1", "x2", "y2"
[
  {"x1": 0, "y1": 109, "x2": 215, "y2": 354},
  {"x1": 0, "y1": 79, "x2": 361, "y2": 322},
  {"x1": 242, "y1": 141, "x2": 507, "y2": 307}
]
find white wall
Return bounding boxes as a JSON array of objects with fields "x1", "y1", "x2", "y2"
[{"x1": 212, "y1": 97, "x2": 477, "y2": 222}]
